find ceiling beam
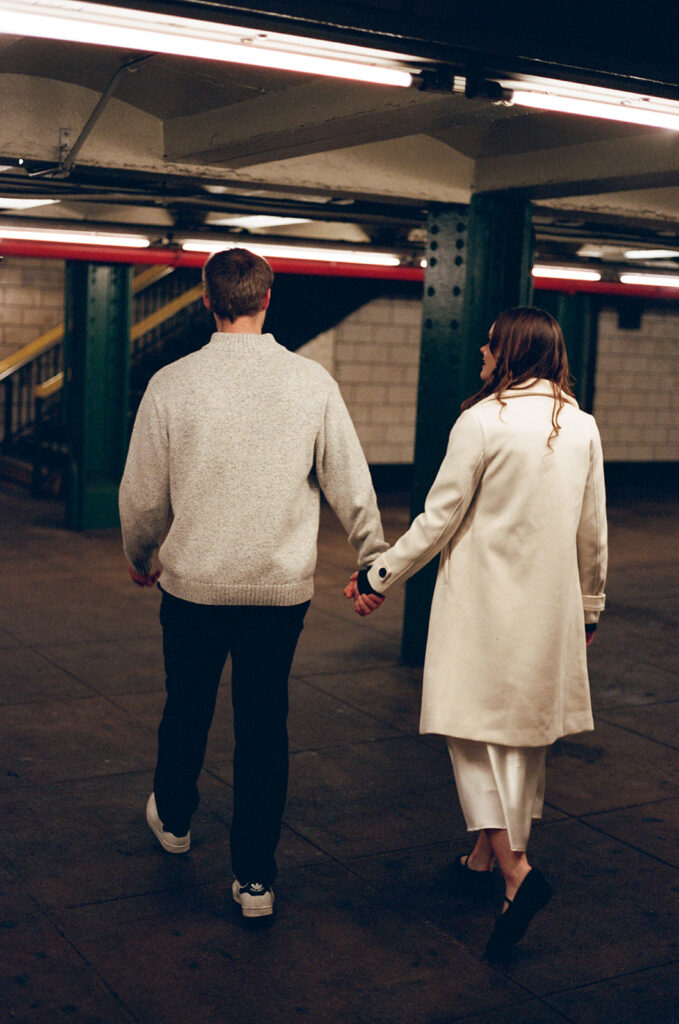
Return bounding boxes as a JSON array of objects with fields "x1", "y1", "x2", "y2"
[
  {"x1": 474, "y1": 130, "x2": 679, "y2": 199},
  {"x1": 164, "y1": 80, "x2": 462, "y2": 165}
]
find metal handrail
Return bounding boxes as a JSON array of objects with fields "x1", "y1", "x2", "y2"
[
  {"x1": 34, "y1": 373, "x2": 64, "y2": 400},
  {"x1": 0, "y1": 324, "x2": 64, "y2": 384},
  {"x1": 131, "y1": 283, "x2": 204, "y2": 341},
  {"x1": 0, "y1": 264, "x2": 173, "y2": 386},
  {"x1": 20, "y1": 283, "x2": 205, "y2": 406}
]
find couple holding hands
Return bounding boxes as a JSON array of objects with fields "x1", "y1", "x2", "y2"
[{"x1": 120, "y1": 247, "x2": 606, "y2": 957}]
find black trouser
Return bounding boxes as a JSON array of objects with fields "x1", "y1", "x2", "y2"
[{"x1": 154, "y1": 589, "x2": 309, "y2": 886}]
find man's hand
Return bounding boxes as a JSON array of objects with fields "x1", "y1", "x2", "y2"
[
  {"x1": 128, "y1": 564, "x2": 160, "y2": 588},
  {"x1": 344, "y1": 571, "x2": 385, "y2": 617},
  {"x1": 585, "y1": 623, "x2": 598, "y2": 648}
]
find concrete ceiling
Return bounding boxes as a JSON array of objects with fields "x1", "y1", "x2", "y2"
[{"x1": 2, "y1": 0, "x2": 679, "y2": 274}]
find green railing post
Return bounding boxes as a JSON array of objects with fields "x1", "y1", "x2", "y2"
[{"x1": 63, "y1": 260, "x2": 131, "y2": 530}]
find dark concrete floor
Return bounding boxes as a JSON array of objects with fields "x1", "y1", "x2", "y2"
[{"x1": 0, "y1": 481, "x2": 677, "y2": 1024}]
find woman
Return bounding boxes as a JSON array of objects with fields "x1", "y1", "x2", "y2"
[{"x1": 346, "y1": 306, "x2": 607, "y2": 957}]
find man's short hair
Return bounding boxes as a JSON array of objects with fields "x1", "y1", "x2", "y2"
[{"x1": 202, "y1": 248, "x2": 274, "y2": 322}]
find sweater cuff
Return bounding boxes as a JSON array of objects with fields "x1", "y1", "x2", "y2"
[{"x1": 357, "y1": 568, "x2": 382, "y2": 596}]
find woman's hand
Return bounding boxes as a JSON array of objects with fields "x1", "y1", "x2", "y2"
[
  {"x1": 128, "y1": 564, "x2": 160, "y2": 587},
  {"x1": 344, "y1": 571, "x2": 385, "y2": 617}
]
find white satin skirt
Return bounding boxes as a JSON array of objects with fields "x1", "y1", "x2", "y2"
[{"x1": 446, "y1": 737, "x2": 546, "y2": 852}]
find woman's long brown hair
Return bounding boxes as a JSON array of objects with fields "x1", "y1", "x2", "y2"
[{"x1": 461, "y1": 306, "x2": 575, "y2": 447}]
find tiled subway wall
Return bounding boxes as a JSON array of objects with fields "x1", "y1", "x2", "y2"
[
  {"x1": 300, "y1": 296, "x2": 679, "y2": 464},
  {"x1": 299, "y1": 296, "x2": 422, "y2": 464},
  {"x1": 0, "y1": 258, "x2": 65, "y2": 363},
  {"x1": 593, "y1": 306, "x2": 679, "y2": 462},
  {"x1": 1, "y1": 256, "x2": 678, "y2": 465}
]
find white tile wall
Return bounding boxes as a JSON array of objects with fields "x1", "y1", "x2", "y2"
[
  {"x1": 0, "y1": 257, "x2": 65, "y2": 363},
  {"x1": 324, "y1": 296, "x2": 421, "y2": 464},
  {"x1": 593, "y1": 307, "x2": 679, "y2": 462},
  {"x1": 3, "y1": 259, "x2": 678, "y2": 466}
]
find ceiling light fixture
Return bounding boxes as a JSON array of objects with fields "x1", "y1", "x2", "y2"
[
  {"x1": 532, "y1": 266, "x2": 602, "y2": 282},
  {"x1": 0, "y1": 226, "x2": 150, "y2": 247},
  {"x1": 2, "y1": 0, "x2": 415, "y2": 87},
  {"x1": 623, "y1": 248, "x2": 679, "y2": 259},
  {"x1": 619, "y1": 272, "x2": 679, "y2": 288},
  {"x1": 208, "y1": 216, "x2": 312, "y2": 230},
  {"x1": 181, "y1": 239, "x2": 401, "y2": 267},
  {"x1": 502, "y1": 79, "x2": 679, "y2": 131},
  {"x1": 0, "y1": 197, "x2": 58, "y2": 209}
]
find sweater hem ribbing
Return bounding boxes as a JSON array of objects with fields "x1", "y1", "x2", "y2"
[{"x1": 159, "y1": 572, "x2": 314, "y2": 606}]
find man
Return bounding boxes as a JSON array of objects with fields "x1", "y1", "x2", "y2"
[{"x1": 119, "y1": 247, "x2": 387, "y2": 919}]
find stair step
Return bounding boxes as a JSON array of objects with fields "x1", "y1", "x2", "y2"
[{"x1": 0, "y1": 454, "x2": 33, "y2": 488}]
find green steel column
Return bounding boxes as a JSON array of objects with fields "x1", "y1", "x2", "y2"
[
  {"x1": 401, "y1": 194, "x2": 533, "y2": 666},
  {"x1": 461, "y1": 192, "x2": 534, "y2": 382},
  {"x1": 535, "y1": 290, "x2": 599, "y2": 412},
  {"x1": 401, "y1": 205, "x2": 469, "y2": 665},
  {"x1": 63, "y1": 260, "x2": 131, "y2": 530}
]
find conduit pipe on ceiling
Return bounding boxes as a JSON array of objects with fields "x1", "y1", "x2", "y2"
[
  {"x1": 0, "y1": 238, "x2": 425, "y2": 279},
  {"x1": 28, "y1": 54, "x2": 152, "y2": 179},
  {"x1": 3, "y1": 239, "x2": 679, "y2": 296}
]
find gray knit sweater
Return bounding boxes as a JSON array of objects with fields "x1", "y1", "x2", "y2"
[{"x1": 119, "y1": 332, "x2": 387, "y2": 605}]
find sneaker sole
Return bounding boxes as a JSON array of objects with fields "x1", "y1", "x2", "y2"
[
  {"x1": 232, "y1": 881, "x2": 274, "y2": 918},
  {"x1": 145, "y1": 800, "x2": 190, "y2": 854}
]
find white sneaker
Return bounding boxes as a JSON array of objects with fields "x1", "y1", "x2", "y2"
[
  {"x1": 232, "y1": 879, "x2": 275, "y2": 918},
  {"x1": 146, "y1": 793, "x2": 190, "y2": 854}
]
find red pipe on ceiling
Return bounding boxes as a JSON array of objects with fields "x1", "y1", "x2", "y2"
[
  {"x1": 0, "y1": 239, "x2": 424, "y2": 280},
  {"x1": 2, "y1": 239, "x2": 679, "y2": 297}
]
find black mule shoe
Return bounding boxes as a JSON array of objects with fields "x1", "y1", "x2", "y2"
[
  {"x1": 485, "y1": 868, "x2": 553, "y2": 958},
  {"x1": 448, "y1": 854, "x2": 497, "y2": 894}
]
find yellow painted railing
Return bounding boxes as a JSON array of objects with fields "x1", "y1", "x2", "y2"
[
  {"x1": 34, "y1": 373, "x2": 64, "y2": 401},
  {"x1": 0, "y1": 324, "x2": 64, "y2": 383},
  {"x1": 30, "y1": 281, "x2": 205, "y2": 402},
  {"x1": 0, "y1": 265, "x2": 176, "y2": 385},
  {"x1": 130, "y1": 283, "x2": 203, "y2": 341}
]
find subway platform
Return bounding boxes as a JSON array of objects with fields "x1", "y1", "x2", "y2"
[{"x1": 0, "y1": 480, "x2": 677, "y2": 1024}]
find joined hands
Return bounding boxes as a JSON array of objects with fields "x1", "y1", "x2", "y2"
[
  {"x1": 128, "y1": 564, "x2": 160, "y2": 588},
  {"x1": 344, "y1": 571, "x2": 385, "y2": 617}
]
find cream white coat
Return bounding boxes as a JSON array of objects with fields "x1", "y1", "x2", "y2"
[{"x1": 367, "y1": 381, "x2": 607, "y2": 747}]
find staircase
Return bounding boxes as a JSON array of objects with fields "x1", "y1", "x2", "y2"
[
  {"x1": 0, "y1": 265, "x2": 210, "y2": 496},
  {"x1": 0, "y1": 264, "x2": 398, "y2": 499}
]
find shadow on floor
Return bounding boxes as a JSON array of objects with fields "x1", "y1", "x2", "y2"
[{"x1": 0, "y1": 482, "x2": 677, "y2": 1023}]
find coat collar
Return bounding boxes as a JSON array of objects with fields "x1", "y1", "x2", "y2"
[{"x1": 480, "y1": 378, "x2": 579, "y2": 408}]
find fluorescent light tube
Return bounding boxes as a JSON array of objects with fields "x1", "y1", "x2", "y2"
[
  {"x1": 208, "y1": 216, "x2": 312, "y2": 229},
  {"x1": 182, "y1": 239, "x2": 401, "y2": 266},
  {"x1": 2, "y1": 0, "x2": 415, "y2": 87},
  {"x1": 532, "y1": 266, "x2": 602, "y2": 281},
  {"x1": 0, "y1": 226, "x2": 150, "y2": 247},
  {"x1": 510, "y1": 87, "x2": 679, "y2": 131},
  {"x1": 0, "y1": 197, "x2": 58, "y2": 209},
  {"x1": 623, "y1": 249, "x2": 679, "y2": 259},
  {"x1": 620, "y1": 273, "x2": 679, "y2": 287}
]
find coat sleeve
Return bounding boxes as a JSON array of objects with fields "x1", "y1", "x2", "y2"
[
  {"x1": 576, "y1": 422, "x2": 608, "y2": 623},
  {"x1": 366, "y1": 409, "x2": 485, "y2": 593},
  {"x1": 314, "y1": 381, "x2": 388, "y2": 568},
  {"x1": 118, "y1": 383, "x2": 171, "y2": 574}
]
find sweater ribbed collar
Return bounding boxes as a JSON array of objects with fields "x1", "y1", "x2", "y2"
[{"x1": 207, "y1": 332, "x2": 278, "y2": 354}]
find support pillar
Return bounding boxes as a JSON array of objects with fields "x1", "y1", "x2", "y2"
[
  {"x1": 401, "y1": 193, "x2": 533, "y2": 665},
  {"x1": 535, "y1": 290, "x2": 599, "y2": 412},
  {"x1": 401, "y1": 205, "x2": 469, "y2": 665},
  {"x1": 461, "y1": 192, "x2": 534, "y2": 383},
  {"x1": 63, "y1": 261, "x2": 131, "y2": 530}
]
